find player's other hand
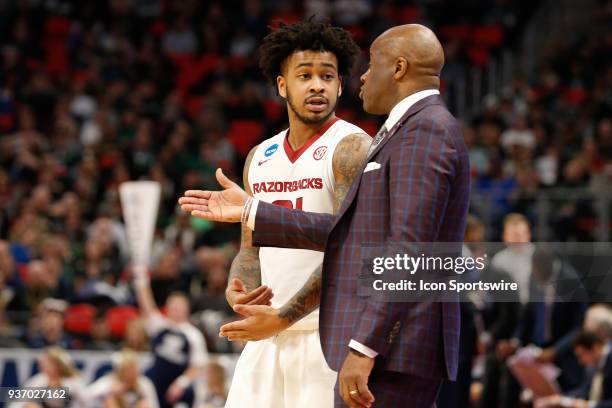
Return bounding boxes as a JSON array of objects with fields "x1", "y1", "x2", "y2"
[
  {"x1": 178, "y1": 168, "x2": 249, "y2": 222},
  {"x1": 226, "y1": 278, "x2": 274, "y2": 307},
  {"x1": 219, "y1": 304, "x2": 290, "y2": 341}
]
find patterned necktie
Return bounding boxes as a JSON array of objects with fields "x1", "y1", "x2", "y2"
[{"x1": 368, "y1": 125, "x2": 388, "y2": 155}]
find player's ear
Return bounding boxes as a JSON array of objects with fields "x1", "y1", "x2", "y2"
[
  {"x1": 277, "y1": 76, "x2": 287, "y2": 98},
  {"x1": 338, "y1": 77, "x2": 342, "y2": 97}
]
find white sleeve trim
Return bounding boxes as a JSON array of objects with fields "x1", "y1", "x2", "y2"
[
  {"x1": 348, "y1": 339, "x2": 378, "y2": 358},
  {"x1": 246, "y1": 198, "x2": 259, "y2": 230}
]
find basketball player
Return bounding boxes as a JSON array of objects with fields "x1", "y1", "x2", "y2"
[
  {"x1": 220, "y1": 20, "x2": 371, "y2": 407},
  {"x1": 134, "y1": 274, "x2": 207, "y2": 408}
]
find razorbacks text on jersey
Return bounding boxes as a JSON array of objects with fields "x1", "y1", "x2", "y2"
[{"x1": 248, "y1": 118, "x2": 366, "y2": 330}]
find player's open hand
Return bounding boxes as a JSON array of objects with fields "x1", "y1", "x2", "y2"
[
  {"x1": 226, "y1": 278, "x2": 274, "y2": 307},
  {"x1": 219, "y1": 304, "x2": 290, "y2": 341},
  {"x1": 178, "y1": 168, "x2": 249, "y2": 222}
]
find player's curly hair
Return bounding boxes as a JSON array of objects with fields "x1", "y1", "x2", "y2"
[{"x1": 258, "y1": 19, "x2": 360, "y2": 84}]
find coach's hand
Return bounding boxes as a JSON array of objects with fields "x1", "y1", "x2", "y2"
[
  {"x1": 226, "y1": 278, "x2": 274, "y2": 307},
  {"x1": 179, "y1": 168, "x2": 248, "y2": 222},
  {"x1": 339, "y1": 350, "x2": 375, "y2": 408},
  {"x1": 219, "y1": 304, "x2": 290, "y2": 341}
]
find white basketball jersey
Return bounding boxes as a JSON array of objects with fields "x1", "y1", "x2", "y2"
[{"x1": 248, "y1": 118, "x2": 365, "y2": 330}]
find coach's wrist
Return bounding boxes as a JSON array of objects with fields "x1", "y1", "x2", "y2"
[{"x1": 349, "y1": 348, "x2": 371, "y2": 358}]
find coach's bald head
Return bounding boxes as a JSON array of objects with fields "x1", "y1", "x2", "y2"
[{"x1": 360, "y1": 24, "x2": 444, "y2": 115}]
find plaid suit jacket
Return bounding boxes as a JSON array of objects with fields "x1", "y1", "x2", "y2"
[{"x1": 253, "y1": 95, "x2": 469, "y2": 380}]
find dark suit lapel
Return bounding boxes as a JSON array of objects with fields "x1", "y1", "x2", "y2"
[
  {"x1": 332, "y1": 95, "x2": 445, "y2": 227},
  {"x1": 367, "y1": 94, "x2": 445, "y2": 159}
]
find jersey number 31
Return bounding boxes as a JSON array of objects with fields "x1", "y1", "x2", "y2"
[{"x1": 272, "y1": 197, "x2": 303, "y2": 210}]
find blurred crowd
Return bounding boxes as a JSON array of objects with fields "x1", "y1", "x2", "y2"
[{"x1": 0, "y1": 0, "x2": 611, "y2": 407}]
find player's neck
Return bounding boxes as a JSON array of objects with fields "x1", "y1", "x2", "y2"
[{"x1": 287, "y1": 114, "x2": 337, "y2": 151}]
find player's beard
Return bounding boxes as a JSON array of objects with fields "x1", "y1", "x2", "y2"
[{"x1": 286, "y1": 89, "x2": 337, "y2": 125}]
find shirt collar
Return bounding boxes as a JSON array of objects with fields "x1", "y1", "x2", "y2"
[
  {"x1": 383, "y1": 89, "x2": 440, "y2": 131},
  {"x1": 598, "y1": 342, "x2": 611, "y2": 370}
]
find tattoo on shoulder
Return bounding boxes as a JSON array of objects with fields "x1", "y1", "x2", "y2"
[{"x1": 332, "y1": 133, "x2": 371, "y2": 213}]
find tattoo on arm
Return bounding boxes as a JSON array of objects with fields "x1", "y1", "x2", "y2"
[
  {"x1": 227, "y1": 145, "x2": 261, "y2": 298},
  {"x1": 278, "y1": 133, "x2": 371, "y2": 325},
  {"x1": 279, "y1": 264, "x2": 322, "y2": 324},
  {"x1": 228, "y1": 225, "x2": 261, "y2": 292}
]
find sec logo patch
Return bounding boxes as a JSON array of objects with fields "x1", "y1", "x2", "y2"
[{"x1": 313, "y1": 146, "x2": 327, "y2": 160}]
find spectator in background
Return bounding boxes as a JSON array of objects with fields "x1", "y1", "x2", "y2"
[
  {"x1": 88, "y1": 349, "x2": 159, "y2": 408},
  {"x1": 501, "y1": 114, "x2": 536, "y2": 164},
  {"x1": 0, "y1": 240, "x2": 28, "y2": 328},
  {"x1": 164, "y1": 207, "x2": 201, "y2": 254},
  {"x1": 516, "y1": 249, "x2": 587, "y2": 390},
  {"x1": 27, "y1": 298, "x2": 75, "y2": 349},
  {"x1": 162, "y1": 16, "x2": 198, "y2": 55},
  {"x1": 479, "y1": 214, "x2": 529, "y2": 408},
  {"x1": 23, "y1": 261, "x2": 66, "y2": 313},
  {"x1": 134, "y1": 268, "x2": 207, "y2": 408},
  {"x1": 491, "y1": 213, "x2": 534, "y2": 303},
  {"x1": 84, "y1": 316, "x2": 114, "y2": 351},
  {"x1": 438, "y1": 215, "x2": 486, "y2": 408},
  {"x1": 150, "y1": 247, "x2": 190, "y2": 306},
  {"x1": 196, "y1": 361, "x2": 228, "y2": 408},
  {"x1": 123, "y1": 318, "x2": 150, "y2": 352},
  {"x1": 584, "y1": 304, "x2": 612, "y2": 341},
  {"x1": 10, "y1": 346, "x2": 86, "y2": 408},
  {"x1": 535, "y1": 330, "x2": 612, "y2": 408}
]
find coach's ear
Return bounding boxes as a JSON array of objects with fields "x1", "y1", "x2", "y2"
[{"x1": 277, "y1": 75, "x2": 287, "y2": 99}]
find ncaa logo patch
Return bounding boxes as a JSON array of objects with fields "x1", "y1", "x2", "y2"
[
  {"x1": 264, "y1": 144, "x2": 279, "y2": 157},
  {"x1": 313, "y1": 146, "x2": 328, "y2": 160}
]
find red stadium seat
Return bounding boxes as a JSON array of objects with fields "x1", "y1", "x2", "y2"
[
  {"x1": 185, "y1": 95, "x2": 203, "y2": 119},
  {"x1": 64, "y1": 304, "x2": 96, "y2": 335},
  {"x1": 344, "y1": 26, "x2": 367, "y2": 43},
  {"x1": 174, "y1": 54, "x2": 222, "y2": 94},
  {"x1": 336, "y1": 108, "x2": 357, "y2": 123},
  {"x1": 467, "y1": 46, "x2": 491, "y2": 67},
  {"x1": 439, "y1": 25, "x2": 471, "y2": 41},
  {"x1": 264, "y1": 98, "x2": 284, "y2": 122},
  {"x1": 226, "y1": 120, "x2": 264, "y2": 158},
  {"x1": 354, "y1": 119, "x2": 379, "y2": 137},
  {"x1": 43, "y1": 16, "x2": 71, "y2": 38},
  {"x1": 105, "y1": 305, "x2": 140, "y2": 338},
  {"x1": 149, "y1": 19, "x2": 167, "y2": 36},
  {"x1": 268, "y1": 13, "x2": 301, "y2": 28},
  {"x1": 564, "y1": 87, "x2": 588, "y2": 105},
  {"x1": 396, "y1": 6, "x2": 422, "y2": 23},
  {"x1": 471, "y1": 25, "x2": 504, "y2": 48},
  {"x1": 0, "y1": 114, "x2": 14, "y2": 132}
]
